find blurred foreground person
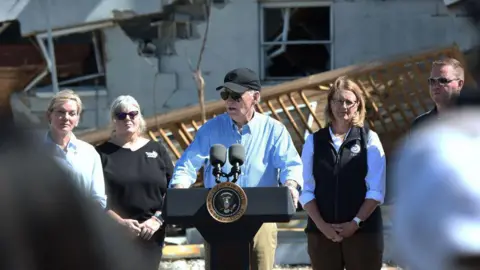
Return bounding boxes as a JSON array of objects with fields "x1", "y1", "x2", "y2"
[
  {"x1": 392, "y1": 107, "x2": 480, "y2": 270},
  {"x1": 0, "y1": 127, "x2": 147, "y2": 270}
]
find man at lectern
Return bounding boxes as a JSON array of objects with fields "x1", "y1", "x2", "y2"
[{"x1": 169, "y1": 68, "x2": 304, "y2": 270}]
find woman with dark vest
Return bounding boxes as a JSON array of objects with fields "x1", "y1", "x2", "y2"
[{"x1": 299, "y1": 76, "x2": 387, "y2": 270}]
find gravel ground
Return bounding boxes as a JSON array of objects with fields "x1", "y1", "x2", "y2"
[{"x1": 159, "y1": 260, "x2": 401, "y2": 270}]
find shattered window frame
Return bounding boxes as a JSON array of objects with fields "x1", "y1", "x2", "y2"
[{"x1": 259, "y1": 2, "x2": 333, "y2": 81}]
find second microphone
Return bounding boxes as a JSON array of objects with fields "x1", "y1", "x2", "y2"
[{"x1": 209, "y1": 144, "x2": 245, "y2": 183}]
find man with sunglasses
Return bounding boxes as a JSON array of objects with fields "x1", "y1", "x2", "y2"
[
  {"x1": 169, "y1": 68, "x2": 303, "y2": 270},
  {"x1": 411, "y1": 57, "x2": 465, "y2": 130}
]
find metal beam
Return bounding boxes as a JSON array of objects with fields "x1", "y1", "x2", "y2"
[
  {"x1": 0, "y1": 22, "x2": 11, "y2": 35},
  {"x1": 24, "y1": 22, "x2": 108, "y2": 94},
  {"x1": 36, "y1": 21, "x2": 114, "y2": 39},
  {"x1": 45, "y1": 0, "x2": 59, "y2": 93}
]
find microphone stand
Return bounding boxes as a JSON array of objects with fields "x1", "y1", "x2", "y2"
[
  {"x1": 213, "y1": 164, "x2": 222, "y2": 183},
  {"x1": 213, "y1": 164, "x2": 231, "y2": 183},
  {"x1": 228, "y1": 163, "x2": 241, "y2": 183},
  {"x1": 212, "y1": 164, "x2": 242, "y2": 183}
]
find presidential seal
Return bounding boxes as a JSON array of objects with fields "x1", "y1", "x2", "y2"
[{"x1": 206, "y1": 181, "x2": 248, "y2": 223}]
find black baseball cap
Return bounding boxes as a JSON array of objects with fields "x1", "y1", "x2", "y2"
[{"x1": 215, "y1": 68, "x2": 261, "y2": 93}]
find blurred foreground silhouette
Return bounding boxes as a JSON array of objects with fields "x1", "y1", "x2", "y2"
[
  {"x1": 391, "y1": 0, "x2": 480, "y2": 260},
  {"x1": 0, "y1": 125, "x2": 149, "y2": 270},
  {"x1": 391, "y1": 106, "x2": 480, "y2": 270}
]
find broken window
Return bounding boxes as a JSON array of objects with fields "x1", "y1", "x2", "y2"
[
  {"x1": 0, "y1": 21, "x2": 106, "y2": 94},
  {"x1": 40, "y1": 31, "x2": 106, "y2": 89},
  {"x1": 260, "y1": 5, "x2": 332, "y2": 80}
]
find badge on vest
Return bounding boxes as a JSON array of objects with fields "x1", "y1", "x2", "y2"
[{"x1": 350, "y1": 144, "x2": 361, "y2": 154}]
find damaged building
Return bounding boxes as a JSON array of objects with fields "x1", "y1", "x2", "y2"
[{"x1": 0, "y1": 0, "x2": 477, "y2": 131}]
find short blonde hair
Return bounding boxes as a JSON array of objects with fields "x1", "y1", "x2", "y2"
[
  {"x1": 109, "y1": 95, "x2": 146, "y2": 135},
  {"x1": 324, "y1": 76, "x2": 366, "y2": 127},
  {"x1": 46, "y1": 89, "x2": 83, "y2": 114},
  {"x1": 432, "y1": 57, "x2": 464, "y2": 80}
]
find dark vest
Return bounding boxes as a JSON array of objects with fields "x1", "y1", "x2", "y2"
[
  {"x1": 411, "y1": 107, "x2": 438, "y2": 131},
  {"x1": 305, "y1": 126, "x2": 382, "y2": 233}
]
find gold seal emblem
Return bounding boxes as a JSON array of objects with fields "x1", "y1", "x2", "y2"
[{"x1": 206, "y1": 181, "x2": 248, "y2": 223}]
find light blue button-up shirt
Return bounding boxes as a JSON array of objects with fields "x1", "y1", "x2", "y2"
[
  {"x1": 44, "y1": 132, "x2": 107, "y2": 208},
  {"x1": 170, "y1": 112, "x2": 303, "y2": 188}
]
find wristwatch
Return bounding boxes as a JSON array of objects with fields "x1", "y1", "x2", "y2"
[
  {"x1": 153, "y1": 211, "x2": 164, "y2": 223},
  {"x1": 353, "y1": 217, "x2": 364, "y2": 228},
  {"x1": 285, "y1": 180, "x2": 302, "y2": 194}
]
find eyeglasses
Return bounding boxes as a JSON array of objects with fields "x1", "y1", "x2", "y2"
[
  {"x1": 220, "y1": 90, "x2": 243, "y2": 102},
  {"x1": 332, "y1": 99, "x2": 357, "y2": 108},
  {"x1": 428, "y1": 77, "x2": 459, "y2": 85},
  {"x1": 115, "y1": 111, "x2": 139, "y2": 120}
]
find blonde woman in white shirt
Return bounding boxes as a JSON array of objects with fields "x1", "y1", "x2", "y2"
[{"x1": 44, "y1": 89, "x2": 106, "y2": 208}]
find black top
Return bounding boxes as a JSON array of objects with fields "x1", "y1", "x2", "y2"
[
  {"x1": 412, "y1": 87, "x2": 480, "y2": 131},
  {"x1": 411, "y1": 107, "x2": 438, "y2": 131},
  {"x1": 456, "y1": 86, "x2": 480, "y2": 106},
  {"x1": 96, "y1": 140, "x2": 174, "y2": 222}
]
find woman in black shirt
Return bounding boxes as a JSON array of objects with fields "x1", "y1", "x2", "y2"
[{"x1": 96, "y1": 95, "x2": 174, "y2": 270}]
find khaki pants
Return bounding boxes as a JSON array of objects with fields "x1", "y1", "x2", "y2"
[
  {"x1": 205, "y1": 223, "x2": 278, "y2": 270},
  {"x1": 307, "y1": 232, "x2": 383, "y2": 270}
]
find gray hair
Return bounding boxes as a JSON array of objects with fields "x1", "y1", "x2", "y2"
[{"x1": 109, "y1": 95, "x2": 146, "y2": 135}]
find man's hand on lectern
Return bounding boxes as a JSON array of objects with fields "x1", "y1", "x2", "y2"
[{"x1": 285, "y1": 180, "x2": 299, "y2": 208}]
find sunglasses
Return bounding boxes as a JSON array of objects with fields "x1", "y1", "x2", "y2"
[
  {"x1": 428, "y1": 77, "x2": 459, "y2": 85},
  {"x1": 115, "y1": 111, "x2": 139, "y2": 120},
  {"x1": 220, "y1": 90, "x2": 243, "y2": 102}
]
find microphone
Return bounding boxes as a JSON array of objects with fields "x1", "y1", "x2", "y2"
[
  {"x1": 210, "y1": 144, "x2": 227, "y2": 182},
  {"x1": 228, "y1": 144, "x2": 245, "y2": 182}
]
